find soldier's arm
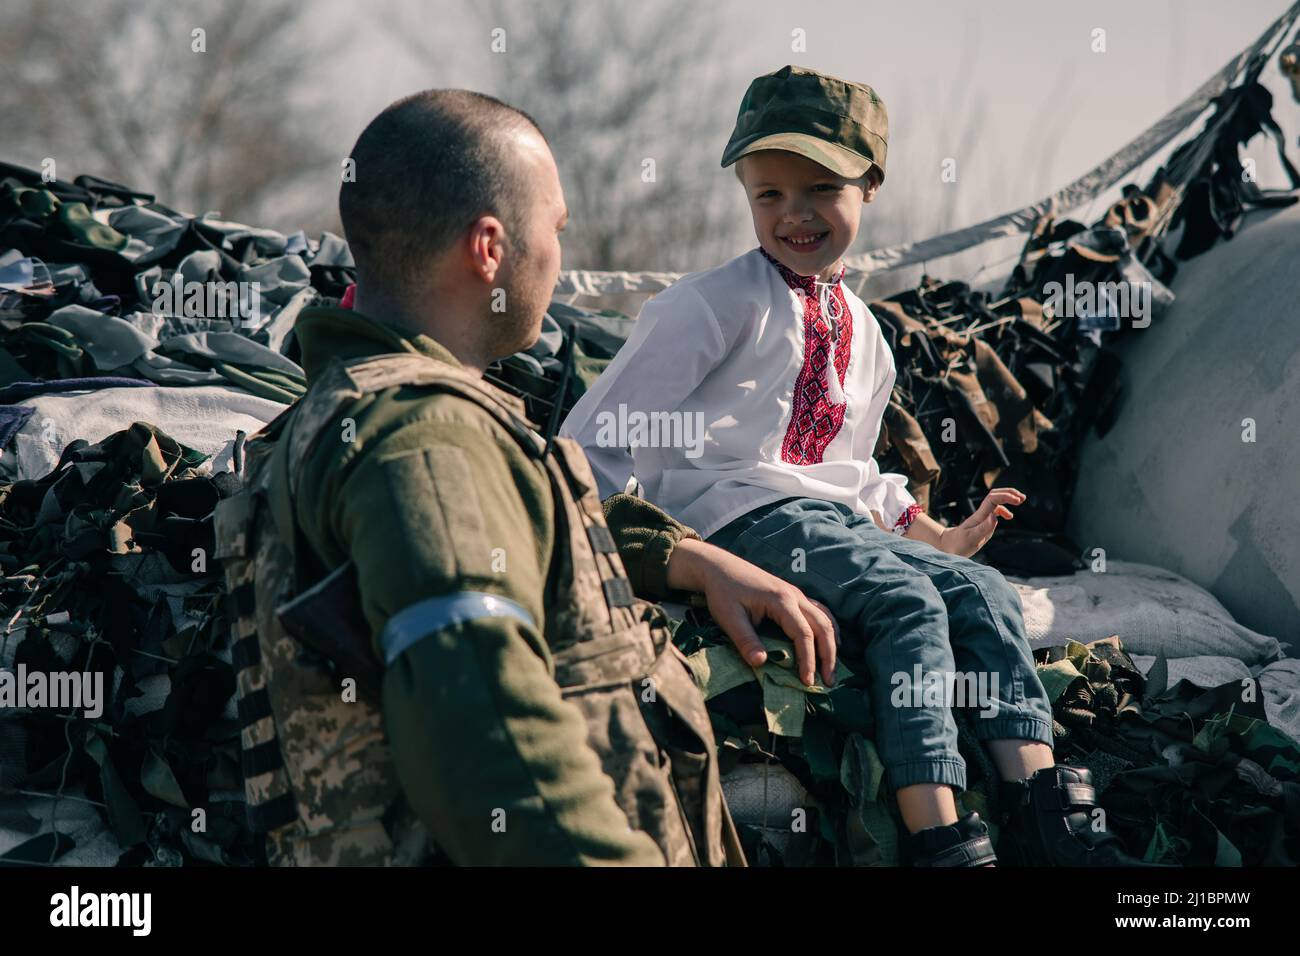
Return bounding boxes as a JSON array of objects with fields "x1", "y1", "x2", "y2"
[
  {"x1": 600, "y1": 492, "x2": 700, "y2": 600},
  {"x1": 321, "y1": 415, "x2": 665, "y2": 866},
  {"x1": 602, "y1": 492, "x2": 839, "y2": 687}
]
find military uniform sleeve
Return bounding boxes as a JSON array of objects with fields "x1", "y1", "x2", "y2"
[
  {"x1": 322, "y1": 411, "x2": 665, "y2": 866},
  {"x1": 601, "y1": 492, "x2": 700, "y2": 601}
]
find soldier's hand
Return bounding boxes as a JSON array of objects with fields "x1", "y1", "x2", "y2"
[
  {"x1": 667, "y1": 539, "x2": 837, "y2": 687},
  {"x1": 939, "y1": 487, "x2": 1025, "y2": 557}
]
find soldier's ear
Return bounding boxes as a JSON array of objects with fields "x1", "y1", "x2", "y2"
[{"x1": 466, "y1": 215, "x2": 506, "y2": 284}]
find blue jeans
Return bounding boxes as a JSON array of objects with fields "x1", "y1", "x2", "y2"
[{"x1": 708, "y1": 497, "x2": 1054, "y2": 793}]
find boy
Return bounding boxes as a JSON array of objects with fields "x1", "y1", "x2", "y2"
[{"x1": 562, "y1": 66, "x2": 1145, "y2": 866}]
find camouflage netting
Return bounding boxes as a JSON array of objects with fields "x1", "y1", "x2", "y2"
[
  {"x1": 0, "y1": 422, "x2": 255, "y2": 866},
  {"x1": 675, "y1": 614, "x2": 1300, "y2": 866}
]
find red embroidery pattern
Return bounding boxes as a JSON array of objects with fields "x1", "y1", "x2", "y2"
[
  {"x1": 891, "y1": 503, "x2": 923, "y2": 535},
  {"x1": 760, "y1": 248, "x2": 853, "y2": 465}
]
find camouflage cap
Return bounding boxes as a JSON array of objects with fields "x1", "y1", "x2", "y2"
[{"x1": 722, "y1": 65, "x2": 889, "y2": 184}]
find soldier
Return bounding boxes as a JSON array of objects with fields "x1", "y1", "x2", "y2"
[{"x1": 214, "y1": 89, "x2": 837, "y2": 865}]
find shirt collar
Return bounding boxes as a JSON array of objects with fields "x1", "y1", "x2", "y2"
[{"x1": 758, "y1": 246, "x2": 846, "y2": 296}]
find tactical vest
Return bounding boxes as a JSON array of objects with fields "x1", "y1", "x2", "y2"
[{"x1": 214, "y1": 352, "x2": 743, "y2": 866}]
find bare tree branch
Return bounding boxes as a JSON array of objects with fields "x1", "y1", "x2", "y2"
[
  {"x1": 0, "y1": 0, "x2": 339, "y2": 229},
  {"x1": 384, "y1": 0, "x2": 739, "y2": 272}
]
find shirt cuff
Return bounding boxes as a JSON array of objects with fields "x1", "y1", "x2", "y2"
[
  {"x1": 891, "y1": 503, "x2": 924, "y2": 536},
  {"x1": 600, "y1": 493, "x2": 700, "y2": 601}
]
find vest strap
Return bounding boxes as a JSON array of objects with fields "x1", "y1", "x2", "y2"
[
  {"x1": 380, "y1": 591, "x2": 536, "y2": 666},
  {"x1": 232, "y1": 634, "x2": 261, "y2": 673},
  {"x1": 245, "y1": 791, "x2": 300, "y2": 834}
]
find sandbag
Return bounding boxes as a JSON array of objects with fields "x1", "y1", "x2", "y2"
[{"x1": 1008, "y1": 560, "x2": 1285, "y2": 665}]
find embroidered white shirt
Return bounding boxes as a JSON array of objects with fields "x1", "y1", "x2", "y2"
[{"x1": 560, "y1": 248, "x2": 916, "y2": 539}]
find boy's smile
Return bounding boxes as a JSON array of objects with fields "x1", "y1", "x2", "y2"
[
  {"x1": 739, "y1": 148, "x2": 879, "y2": 282},
  {"x1": 780, "y1": 230, "x2": 830, "y2": 254}
]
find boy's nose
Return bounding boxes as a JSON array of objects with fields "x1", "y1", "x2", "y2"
[{"x1": 782, "y1": 206, "x2": 814, "y2": 223}]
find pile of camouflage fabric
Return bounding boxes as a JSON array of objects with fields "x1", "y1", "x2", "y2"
[
  {"x1": 674, "y1": 613, "x2": 1300, "y2": 866},
  {"x1": 485, "y1": 300, "x2": 639, "y2": 436},
  {"x1": 672, "y1": 611, "x2": 897, "y2": 866},
  {"x1": 0, "y1": 158, "x2": 634, "y2": 478},
  {"x1": 1049, "y1": 639, "x2": 1300, "y2": 865},
  {"x1": 0, "y1": 160, "x2": 339, "y2": 400},
  {"x1": 0, "y1": 422, "x2": 255, "y2": 866}
]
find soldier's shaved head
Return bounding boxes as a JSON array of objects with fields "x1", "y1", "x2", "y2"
[{"x1": 339, "y1": 89, "x2": 544, "y2": 295}]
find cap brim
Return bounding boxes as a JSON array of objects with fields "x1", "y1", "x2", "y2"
[
  {"x1": 1067, "y1": 241, "x2": 1122, "y2": 263},
  {"x1": 724, "y1": 133, "x2": 875, "y2": 180}
]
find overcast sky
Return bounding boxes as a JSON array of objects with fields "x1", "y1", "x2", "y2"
[
  {"x1": 13, "y1": 0, "x2": 1296, "y2": 278},
  {"x1": 282, "y1": 0, "x2": 1298, "y2": 282}
]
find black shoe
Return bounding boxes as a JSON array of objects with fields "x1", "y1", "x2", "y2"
[
  {"x1": 906, "y1": 811, "x2": 998, "y2": 867},
  {"x1": 998, "y1": 765, "x2": 1159, "y2": 866}
]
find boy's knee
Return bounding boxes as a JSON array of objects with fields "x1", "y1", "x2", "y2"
[
  {"x1": 983, "y1": 566, "x2": 1022, "y2": 612},
  {"x1": 951, "y1": 558, "x2": 1017, "y2": 604},
  {"x1": 960, "y1": 563, "x2": 1027, "y2": 636},
  {"x1": 857, "y1": 567, "x2": 948, "y2": 624}
]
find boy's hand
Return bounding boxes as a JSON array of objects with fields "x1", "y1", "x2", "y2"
[
  {"x1": 938, "y1": 488, "x2": 1025, "y2": 557},
  {"x1": 666, "y1": 539, "x2": 838, "y2": 687}
]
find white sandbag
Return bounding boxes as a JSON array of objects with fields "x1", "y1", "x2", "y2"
[
  {"x1": 1128, "y1": 654, "x2": 1253, "y2": 690},
  {"x1": 1257, "y1": 658, "x2": 1300, "y2": 746},
  {"x1": 720, "y1": 761, "x2": 808, "y2": 859},
  {"x1": 1007, "y1": 560, "x2": 1285, "y2": 666},
  {"x1": 4, "y1": 384, "x2": 285, "y2": 480},
  {"x1": 721, "y1": 761, "x2": 808, "y2": 826},
  {"x1": 1069, "y1": 202, "x2": 1300, "y2": 644}
]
